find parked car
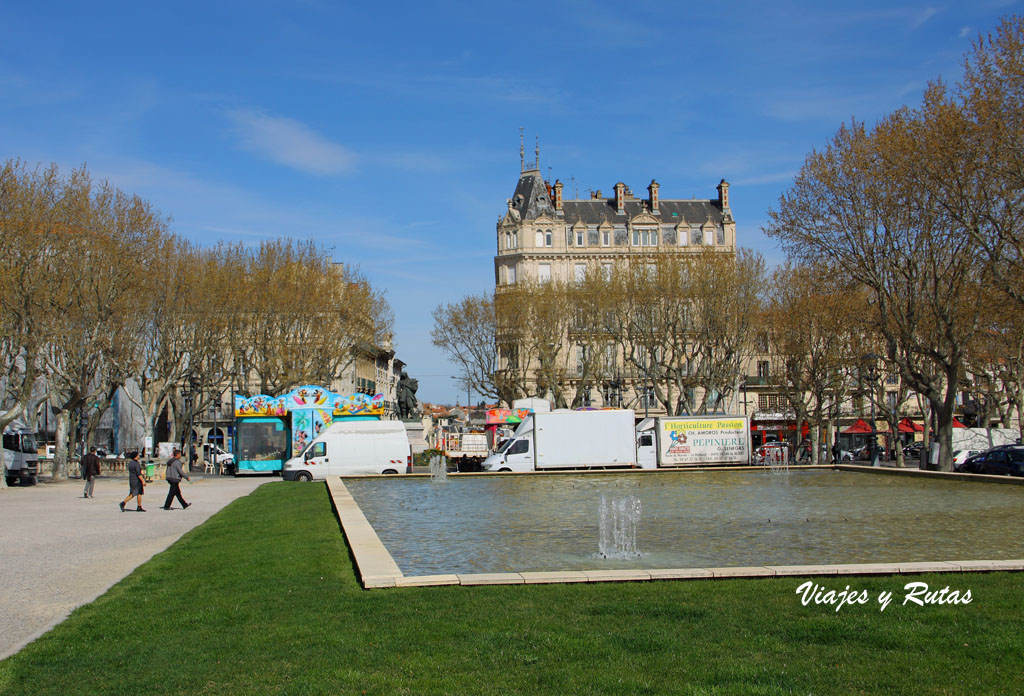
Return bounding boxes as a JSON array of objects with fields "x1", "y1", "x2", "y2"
[
  {"x1": 974, "y1": 446, "x2": 1024, "y2": 476},
  {"x1": 952, "y1": 449, "x2": 984, "y2": 469},
  {"x1": 954, "y1": 451, "x2": 986, "y2": 473},
  {"x1": 903, "y1": 441, "x2": 924, "y2": 458}
]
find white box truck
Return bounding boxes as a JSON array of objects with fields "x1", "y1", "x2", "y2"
[
  {"x1": 3, "y1": 420, "x2": 39, "y2": 486},
  {"x1": 281, "y1": 420, "x2": 411, "y2": 480},
  {"x1": 636, "y1": 415, "x2": 751, "y2": 467},
  {"x1": 929, "y1": 427, "x2": 1020, "y2": 467},
  {"x1": 481, "y1": 409, "x2": 639, "y2": 472}
]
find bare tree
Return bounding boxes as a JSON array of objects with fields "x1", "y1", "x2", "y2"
[
  {"x1": 431, "y1": 293, "x2": 506, "y2": 404},
  {"x1": 766, "y1": 261, "x2": 863, "y2": 463},
  {"x1": 766, "y1": 114, "x2": 989, "y2": 471},
  {"x1": 229, "y1": 240, "x2": 392, "y2": 398},
  {"x1": 42, "y1": 167, "x2": 167, "y2": 479}
]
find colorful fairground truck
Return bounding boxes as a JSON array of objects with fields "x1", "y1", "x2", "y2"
[{"x1": 233, "y1": 386, "x2": 386, "y2": 475}]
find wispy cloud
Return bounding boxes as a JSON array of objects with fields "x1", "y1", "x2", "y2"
[
  {"x1": 911, "y1": 7, "x2": 940, "y2": 28},
  {"x1": 959, "y1": 26, "x2": 973, "y2": 39},
  {"x1": 224, "y1": 108, "x2": 356, "y2": 175}
]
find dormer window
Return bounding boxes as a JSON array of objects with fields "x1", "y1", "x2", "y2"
[
  {"x1": 545, "y1": 230, "x2": 552, "y2": 247},
  {"x1": 576, "y1": 230, "x2": 585, "y2": 246}
]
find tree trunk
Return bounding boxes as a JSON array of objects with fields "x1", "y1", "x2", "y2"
[{"x1": 50, "y1": 411, "x2": 72, "y2": 481}]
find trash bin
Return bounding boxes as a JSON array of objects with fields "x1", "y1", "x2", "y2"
[{"x1": 145, "y1": 463, "x2": 155, "y2": 481}]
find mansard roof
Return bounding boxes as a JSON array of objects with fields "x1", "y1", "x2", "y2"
[{"x1": 508, "y1": 169, "x2": 726, "y2": 226}]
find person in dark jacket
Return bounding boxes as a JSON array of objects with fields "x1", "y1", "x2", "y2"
[
  {"x1": 81, "y1": 446, "x2": 101, "y2": 498},
  {"x1": 162, "y1": 448, "x2": 191, "y2": 510},
  {"x1": 119, "y1": 451, "x2": 145, "y2": 512}
]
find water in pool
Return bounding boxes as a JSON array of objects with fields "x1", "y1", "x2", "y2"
[{"x1": 344, "y1": 470, "x2": 1024, "y2": 576}]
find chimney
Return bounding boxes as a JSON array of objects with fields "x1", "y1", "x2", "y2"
[
  {"x1": 615, "y1": 182, "x2": 626, "y2": 213},
  {"x1": 553, "y1": 180, "x2": 563, "y2": 211},
  {"x1": 591, "y1": 189, "x2": 603, "y2": 200},
  {"x1": 647, "y1": 179, "x2": 660, "y2": 212},
  {"x1": 717, "y1": 179, "x2": 730, "y2": 211}
]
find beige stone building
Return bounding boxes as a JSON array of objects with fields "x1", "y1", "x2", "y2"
[
  {"x1": 492, "y1": 149, "x2": 736, "y2": 415},
  {"x1": 494, "y1": 160, "x2": 735, "y2": 287}
]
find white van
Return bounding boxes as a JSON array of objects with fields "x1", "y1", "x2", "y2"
[{"x1": 281, "y1": 420, "x2": 411, "y2": 480}]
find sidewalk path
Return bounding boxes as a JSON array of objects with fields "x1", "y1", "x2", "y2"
[{"x1": 0, "y1": 474, "x2": 269, "y2": 660}]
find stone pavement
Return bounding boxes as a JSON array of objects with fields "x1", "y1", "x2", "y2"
[{"x1": 0, "y1": 474, "x2": 269, "y2": 660}]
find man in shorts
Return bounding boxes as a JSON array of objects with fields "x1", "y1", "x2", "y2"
[{"x1": 119, "y1": 451, "x2": 146, "y2": 512}]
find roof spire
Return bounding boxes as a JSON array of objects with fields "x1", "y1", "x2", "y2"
[
  {"x1": 535, "y1": 136, "x2": 540, "y2": 171},
  {"x1": 519, "y1": 127, "x2": 525, "y2": 173}
]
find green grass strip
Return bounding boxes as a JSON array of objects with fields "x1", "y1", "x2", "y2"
[{"x1": 1, "y1": 482, "x2": 1022, "y2": 695}]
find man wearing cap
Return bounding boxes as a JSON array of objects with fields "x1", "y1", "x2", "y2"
[{"x1": 162, "y1": 448, "x2": 191, "y2": 510}]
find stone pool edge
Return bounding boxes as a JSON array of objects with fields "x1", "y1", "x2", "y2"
[{"x1": 325, "y1": 476, "x2": 1024, "y2": 590}]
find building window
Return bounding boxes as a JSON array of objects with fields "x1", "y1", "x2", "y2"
[
  {"x1": 602, "y1": 263, "x2": 613, "y2": 280},
  {"x1": 545, "y1": 230, "x2": 552, "y2": 247},
  {"x1": 602, "y1": 230, "x2": 610, "y2": 246},
  {"x1": 538, "y1": 264, "x2": 551, "y2": 283},
  {"x1": 535, "y1": 231, "x2": 544, "y2": 247},
  {"x1": 508, "y1": 265, "x2": 516, "y2": 284},
  {"x1": 512, "y1": 232, "x2": 518, "y2": 248},
  {"x1": 640, "y1": 385, "x2": 656, "y2": 410},
  {"x1": 757, "y1": 361, "x2": 769, "y2": 378},
  {"x1": 716, "y1": 225, "x2": 725, "y2": 245},
  {"x1": 632, "y1": 228, "x2": 657, "y2": 246},
  {"x1": 576, "y1": 230, "x2": 585, "y2": 246},
  {"x1": 691, "y1": 227, "x2": 702, "y2": 245},
  {"x1": 575, "y1": 264, "x2": 586, "y2": 282}
]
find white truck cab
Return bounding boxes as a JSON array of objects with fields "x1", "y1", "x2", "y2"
[{"x1": 3, "y1": 420, "x2": 39, "y2": 486}]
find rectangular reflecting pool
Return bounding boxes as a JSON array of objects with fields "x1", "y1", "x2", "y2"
[{"x1": 344, "y1": 470, "x2": 1024, "y2": 577}]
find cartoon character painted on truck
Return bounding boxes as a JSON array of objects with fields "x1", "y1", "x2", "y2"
[{"x1": 233, "y1": 387, "x2": 386, "y2": 475}]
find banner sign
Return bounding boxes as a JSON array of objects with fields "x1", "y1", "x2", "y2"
[{"x1": 657, "y1": 416, "x2": 750, "y2": 465}]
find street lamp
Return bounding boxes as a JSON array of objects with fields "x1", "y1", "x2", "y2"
[
  {"x1": 861, "y1": 354, "x2": 881, "y2": 468},
  {"x1": 182, "y1": 375, "x2": 200, "y2": 471}
]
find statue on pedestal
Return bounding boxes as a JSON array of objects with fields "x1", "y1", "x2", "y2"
[{"x1": 396, "y1": 371, "x2": 419, "y2": 420}]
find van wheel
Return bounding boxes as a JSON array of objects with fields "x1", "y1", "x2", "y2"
[
  {"x1": 5, "y1": 476, "x2": 17, "y2": 486},
  {"x1": 499, "y1": 468, "x2": 512, "y2": 472},
  {"x1": 296, "y1": 471, "x2": 313, "y2": 482},
  {"x1": 382, "y1": 469, "x2": 398, "y2": 475}
]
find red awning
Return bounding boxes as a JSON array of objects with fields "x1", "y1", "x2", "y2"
[
  {"x1": 841, "y1": 419, "x2": 874, "y2": 434},
  {"x1": 897, "y1": 417, "x2": 925, "y2": 433},
  {"x1": 952, "y1": 417, "x2": 967, "y2": 428}
]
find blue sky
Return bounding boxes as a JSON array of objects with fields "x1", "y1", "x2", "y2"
[{"x1": 1, "y1": 1, "x2": 1017, "y2": 404}]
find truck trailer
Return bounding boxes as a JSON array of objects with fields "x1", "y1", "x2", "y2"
[
  {"x1": 636, "y1": 415, "x2": 751, "y2": 468},
  {"x1": 481, "y1": 409, "x2": 639, "y2": 472}
]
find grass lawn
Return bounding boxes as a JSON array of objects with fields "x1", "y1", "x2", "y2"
[{"x1": 1, "y1": 482, "x2": 1022, "y2": 695}]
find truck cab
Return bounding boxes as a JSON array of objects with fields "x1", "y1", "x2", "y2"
[
  {"x1": 482, "y1": 430, "x2": 533, "y2": 472},
  {"x1": 3, "y1": 421, "x2": 39, "y2": 486}
]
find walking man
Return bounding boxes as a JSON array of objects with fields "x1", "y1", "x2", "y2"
[
  {"x1": 119, "y1": 451, "x2": 146, "y2": 512},
  {"x1": 81, "y1": 446, "x2": 101, "y2": 498},
  {"x1": 162, "y1": 448, "x2": 191, "y2": 510}
]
